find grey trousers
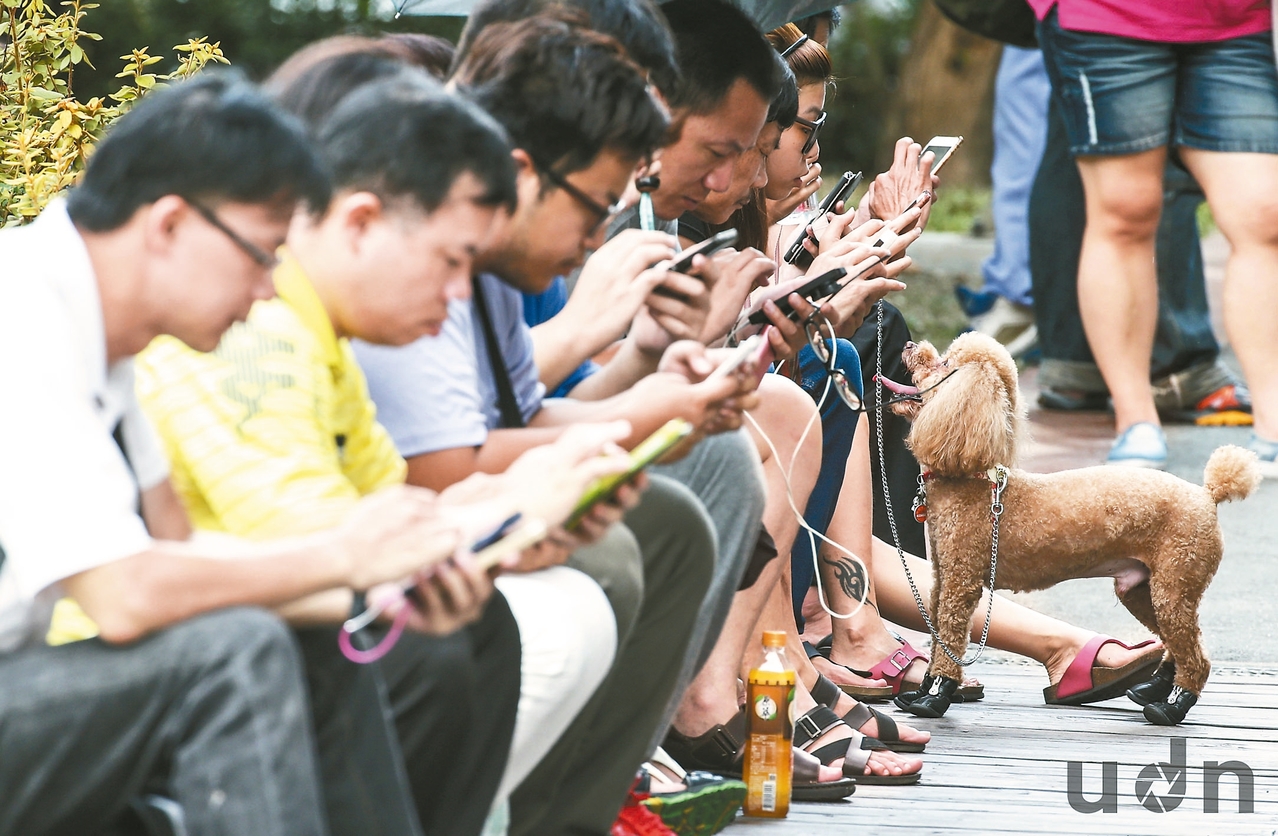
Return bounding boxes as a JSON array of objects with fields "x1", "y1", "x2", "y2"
[
  {"x1": 510, "y1": 474, "x2": 716, "y2": 835},
  {"x1": 648, "y1": 429, "x2": 767, "y2": 752},
  {"x1": 0, "y1": 608, "x2": 327, "y2": 836}
]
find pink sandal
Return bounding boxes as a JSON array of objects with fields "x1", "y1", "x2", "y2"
[{"x1": 1043, "y1": 635, "x2": 1163, "y2": 706}]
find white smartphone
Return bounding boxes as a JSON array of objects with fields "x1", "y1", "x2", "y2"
[{"x1": 920, "y1": 135, "x2": 963, "y2": 174}]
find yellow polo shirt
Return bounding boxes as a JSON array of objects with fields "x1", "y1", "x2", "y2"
[{"x1": 135, "y1": 249, "x2": 406, "y2": 539}]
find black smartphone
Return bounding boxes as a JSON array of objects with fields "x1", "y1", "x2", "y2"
[
  {"x1": 745, "y1": 267, "x2": 848, "y2": 325},
  {"x1": 652, "y1": 229, "x2": 739, "y2": 300},
  {"x1": 783, "y1": 171, "x2": 863, "y2": 266}
]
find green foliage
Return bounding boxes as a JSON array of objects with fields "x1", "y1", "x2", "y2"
[
  {"x1": 1, "y1": 0, "x2": 228, "y2": 226},
  {"x1": 821, "y1": 0, "x2": 922, "y2": 178}
]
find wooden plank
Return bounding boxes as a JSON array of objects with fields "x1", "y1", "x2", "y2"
[{"x1": 720, "y1": 662, "x2": 1278, "y2": 834}]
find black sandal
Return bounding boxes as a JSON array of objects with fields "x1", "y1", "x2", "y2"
[
  {"x1": 794, "y1": 705, "x2": 922, "y2": 786},
  {"x1": 810, "y1": 673, "x2": 927, "y2": 753}
]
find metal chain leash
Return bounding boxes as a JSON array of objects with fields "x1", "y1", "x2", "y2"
[{"x1": 874, "y1": 300, "x2": 1003, "y2": 668}]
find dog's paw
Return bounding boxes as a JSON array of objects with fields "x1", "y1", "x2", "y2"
[
  {"x1": 1127, "y1": 661, "x2": 1176, "y2": 707},
  {"x1": 900, "y1": 674, "x2": 959, "y2": 719},
  {"x1": 1143, "y1": 686, "x2": 1197, "y2": 726}
]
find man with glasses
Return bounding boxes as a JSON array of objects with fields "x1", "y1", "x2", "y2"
[
  {"x1": 0, "y1": 72, "x2": 477, "y2": 836},
  {"x1": 352, "y1": 17, "x2": 763, "y2": 835}
]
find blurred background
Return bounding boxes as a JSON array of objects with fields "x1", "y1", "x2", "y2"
[{"x1": 63, "y1": 0, "x2": 1003, "y2": 340}]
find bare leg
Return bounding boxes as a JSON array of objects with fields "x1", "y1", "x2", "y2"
[
  {"x1": 1074, "y1": 148, "x2": 1167, "y2": 433},
  {"x1": 1180, "y1": 148, "x2": 1278, "y2": 439}
]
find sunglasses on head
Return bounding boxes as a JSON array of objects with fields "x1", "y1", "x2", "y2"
[{"x1": 803, "y1": 311, "x2": 863, "y2": 412}]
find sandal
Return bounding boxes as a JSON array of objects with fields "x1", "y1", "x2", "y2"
[
  {"x1": 820, "y1": 636, "x2": 984, "y2": 702},
  {"x1": 1043, "y1": 636, "x2": 1163, "y2": 706},
  {"x1": 810, "y1": 674, "x2": 926, "y2": 753},
  {"x1": 793, "y1": 705, "x2": 922, "y2": 786},
  {"x1": 662, "y1": 709, "x2": 857, "y2": 802},
  {"x1": 803, "y1": 640, "x2": 893, "y2": 701}
]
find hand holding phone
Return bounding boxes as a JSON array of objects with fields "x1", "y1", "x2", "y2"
[
  {"x1": 650, "y1": 229, "x2": 739, "y2": 300},
  {"x1": 566, "y1": 419, "x2": 695, "y2": 529},
  {"x1": 745, "y1": 268, "x2": 848, "y2": 325},
  {"x1": 783, "y1": 171, "x2": 863, "y2": 266},
  {"x1": 920, "y1": 136, "x2": 963, "y2": 175}
]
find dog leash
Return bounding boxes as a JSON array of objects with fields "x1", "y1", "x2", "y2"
[{"x1": 874, "y1": 300, "x2": 1004, "y2": 667}]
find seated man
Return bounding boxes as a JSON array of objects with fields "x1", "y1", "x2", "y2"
[
  {"x1": 352, "y1": 17, "x2": 752, "y2": 834},
  {"x1": 0, "y1": 73, "x2": 470, "y2": 836},
  {"x1": 135, "y1": 71, "x2": 639, "y2": 836}
]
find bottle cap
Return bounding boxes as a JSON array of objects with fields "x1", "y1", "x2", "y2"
[{"x1": 762, "y1": 630, "x2": 786, "y2": 648}]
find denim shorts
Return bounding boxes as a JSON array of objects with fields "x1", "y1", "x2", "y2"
[{"x1": 1037, "y1": 9, "x2": 1278, "y2": 156}]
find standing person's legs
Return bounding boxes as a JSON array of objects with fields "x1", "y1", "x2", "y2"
[
  {"x1": 511, "y1": 476, "x2": 715, "y2": 835},
  {"x1": 1037, "y1": 9, "x2": 1178, "y2": 457},
  {"x1": 373, "y1": 591, "x2": 523, "y2": 836},
  {"x1": 0, "y1": 608, "x2": 327, "y2": 836}
]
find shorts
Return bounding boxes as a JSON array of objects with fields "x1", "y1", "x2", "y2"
[{"x1": 1037, "y1": 9, "x2": 1278, "y2": 156}]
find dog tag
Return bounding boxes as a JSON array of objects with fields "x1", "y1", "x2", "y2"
[{"x1": 912, "y1": 497, "x2": 928, "y2": 523}]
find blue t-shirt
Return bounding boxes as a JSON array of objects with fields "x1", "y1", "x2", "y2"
[
  {"x1": 522, "y1": 277, "x2": 599, "y2": 398},
  {"x1": 353, "y1": 273, "x2": 545, "y2": 457}
]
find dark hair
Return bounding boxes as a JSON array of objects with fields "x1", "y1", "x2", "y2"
[
  {"x1": 453, "y1": 16, "x2": 669, "y2": 175},
  {"x1": 453, "y1": 0, "x2": 679, "y2": 93},
  {"x1": 379, "y1": 32, "x2": 455, "y2": 80},
  {"x1": 267, "y1": 42, "x2": 409, "y2": 132},
  {"x1": 316, "y1": 71, "x2": 517, "y2": 214},
  {"x1": 768, "y1": 23, "x2": 832, "y2": 87},
  {"x1": 795, "y1": 8, "x2": 841, "y2": 40},
  {"x1": 67, "y1": 70, "x2": 329, "y2": 231},
  {"x1": 661, "y1": 0, "x2": 783, "y2": 115},
  {"x1": 769, "y1": 58, "x2": 799, "y2": 129}
]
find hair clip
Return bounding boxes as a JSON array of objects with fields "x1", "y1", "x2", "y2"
[{"x1": 780, "y1": 34, "x2": 809, "y2": 59}]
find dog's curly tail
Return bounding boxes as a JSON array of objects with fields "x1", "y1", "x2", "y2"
[{"x1": 1203, "y1": 445, "x2": 1262, "y2": 504}]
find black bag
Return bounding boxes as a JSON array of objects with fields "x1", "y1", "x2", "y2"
[{"x1": 932, "y1": 0, "x2": 1038, "y2": 49}]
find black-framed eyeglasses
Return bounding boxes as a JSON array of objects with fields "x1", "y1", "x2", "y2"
[
  {"x1": 188, "y1": 200, "x2": 280, "y2": 269},
  {"x1": 534, "y1": 161, "x2": 627, "y2": 234},
  {"x1": 794, "y1": 111, "x2": 827, "y2": 156},
  {"x1": 804, "y1": 312, "x2": 863, "y2": 412}
]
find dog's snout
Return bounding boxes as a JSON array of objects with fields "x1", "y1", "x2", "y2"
[{"x1": 904, "y1": 341, "x2": 916, "y2": 352}]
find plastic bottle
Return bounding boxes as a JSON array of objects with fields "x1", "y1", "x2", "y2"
[{"x1": 743, "y1": 629, "x2": 795, "y2": 817}]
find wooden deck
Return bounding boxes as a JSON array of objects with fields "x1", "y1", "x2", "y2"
[{"x1": 724, "y1": 662, "x2": 1278, "y2": 835}]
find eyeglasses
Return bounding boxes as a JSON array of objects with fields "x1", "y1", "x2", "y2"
[
  {"x1": 535, "y1": 161, "x2": 627, "y2": 234},
  {"x1": 794, "y1": 111, "x2": 827, "y2": 157},
  {"x1": 804, "y1": 311, "x2": 863, "y2": 412},
  {"x1": 188, "y1": 200, "x2": 280, "y2": 269}
]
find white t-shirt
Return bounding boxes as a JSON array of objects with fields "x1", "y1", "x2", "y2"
[
  {"x1": 353, "y1": 273, "x2": 545, "y2": 457},
  {"x1": 0, "y1": 201, "x2": 168, "y2": 652}
]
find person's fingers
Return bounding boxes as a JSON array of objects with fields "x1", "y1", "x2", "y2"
[
  {"x1": 893, "y1": 136, "x2": 912, "y2": 168},
  {"x1": 883, "y1": 256, "x2": 913, "y2": 279},
  {"x1": 651, "y1": 272, "x2": 707, "y2": 303}
]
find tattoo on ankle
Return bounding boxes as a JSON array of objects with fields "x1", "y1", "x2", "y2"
[{"x1": 821, "y1": 551, "x2": 868, "y2": 603}]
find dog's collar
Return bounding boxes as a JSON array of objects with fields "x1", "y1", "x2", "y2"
[{"x1": 921, "y1": 465, "x2": 1009, "y2": 484}]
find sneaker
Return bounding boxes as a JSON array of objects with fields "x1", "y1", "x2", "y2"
[
  {"x1": 1038, "y1": 386, "x2": 1110, "y2": 412},
  {"x1": 641, "y1": 772, "x2": 745, "y2": 836},
  {"x1": 1249, "y1": 434, "x2": 1278, "y2": 480},
  {"x1": 613, "y1": 790, "x2": 676, "y2": 836},
  {"x1": 1107, "y1": 422, "x2": 1168, "y2": 469},
  {"x1": 1160, "y1": 383, "x2": 1253, "y2": 426}
]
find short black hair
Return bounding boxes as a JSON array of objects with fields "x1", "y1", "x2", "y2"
[
  {"x1": 454, "y1": 0, "x2": 679, "y2": 93},
  {"x1": 769, "y1": 58, "x2": 799, "y2": 129},
  {"x1": 267, "y1": 47, "x2": 408, "y2": 132},
  {"x1": 316, "y1": 71, "x2": 518, "y2": 214},
  {"x1": 660, "y1": 0, "x2": 783, "y2": 115},
  {"x1": 453, "y1": 15, "x2": 669, "y2": 176},
  {"x1": 795, "y1": 8, "x2": 841, "y2": 38},
  {"x1": 67, "y1": 70, "x2": 329, "y2": 232}
]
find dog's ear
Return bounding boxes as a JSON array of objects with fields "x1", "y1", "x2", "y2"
[{"x1": 906, "y1": 362, "x2": 1018, "y2": 475}]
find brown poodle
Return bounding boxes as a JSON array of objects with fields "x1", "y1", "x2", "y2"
[{"x1": 880, "y1": 332, "x2": 1260, "y2": 725}]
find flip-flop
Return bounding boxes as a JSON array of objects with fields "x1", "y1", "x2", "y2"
[
  {"x1": 1043, "y1": 636, "x2": 1163, "y2": 706},
  {"x1": 803, "y1": 641, "x2": 893, "y2": 701}
]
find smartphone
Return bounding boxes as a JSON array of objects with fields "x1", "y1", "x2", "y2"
[
  {"x1": 706, "y1": 335, "x2": 766, "y2": 382},
  {"x1": 651, "y1": 228, "x2": 740, "y2": 300},
  {"x1": 783, "y1": 171, "x2": 863, "y2": 265},
  {"x1": 745, "y1": 267, "x2": 848, "y2": 325},
  {"x1": 566, "y1": 418, "x2": 695, "y2": 529},
  {"x1": 920, "y1": 135, "x2": 963, "y2": 175},
  {"x1": 869, "y1": 191, "x2": 932, "y2": 250},
  {"x1": 469, "y1": 519, "x2": 550, "y2": 571}
]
